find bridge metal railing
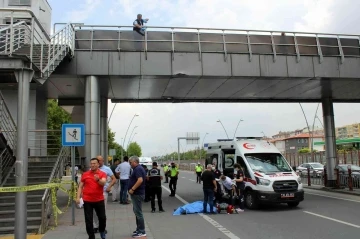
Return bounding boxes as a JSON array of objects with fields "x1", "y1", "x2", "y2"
[
  {"x1": 0, "y1": 8, "x2": 75, "y2": 80},
  {"x1": 74, "y1": 25, "x2": 360, "y2": 62}
]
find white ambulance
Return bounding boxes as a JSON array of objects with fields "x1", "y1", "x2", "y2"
[{"x1": 206, "y1": 137, "x2": 304, "y2": 209}]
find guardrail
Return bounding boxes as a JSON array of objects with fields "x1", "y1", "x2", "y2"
[
  {"x1": 0, "y1": 8, "x2": 74, "y2": 80},
  {"x1": 39, "y1": 146, "x2": 70, "y2": 234},
  {"x1": 0, "y1": 91, "x2": 16, "y2": 186},
  {"x1": 74, "y1": 25, "x2": 360, "y2": 62},
  {"x1": 286, "y1": 151, "x2": 360, "y2": 167}
]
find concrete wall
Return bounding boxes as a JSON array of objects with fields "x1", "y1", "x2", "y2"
[{"x1": 1, "y1": 88, "x2": 47, "y2": 156}]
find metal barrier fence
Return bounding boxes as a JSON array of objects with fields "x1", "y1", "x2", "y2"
[
  {"x1": 74, "y1": 25, "x2": 360, "y2": 62},
  {"x1": 285, "y1": 151, "x2": 360, "y2": 167}
]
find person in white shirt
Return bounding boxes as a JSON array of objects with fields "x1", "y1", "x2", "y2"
[
  {"x1": 115, "y1": 156, "x2": 132, "y2": 204},
  {"x1": 219, "y1": 175, "x2": 236, "y2": 195}
]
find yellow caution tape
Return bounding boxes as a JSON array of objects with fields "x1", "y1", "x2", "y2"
[{"x1": 0, "y1": 180, "x2": 78, "y2": 229}]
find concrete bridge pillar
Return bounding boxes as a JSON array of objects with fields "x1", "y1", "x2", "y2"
[
  {"x1": 84, "y1": 76, "x2": 100, "y2": 170},
  {"x1": 100, "y1": 97, "x2": 108, "y2": 164},
  {"x1": 322, "y1": 98, "x2": 337, "y2": 187}
]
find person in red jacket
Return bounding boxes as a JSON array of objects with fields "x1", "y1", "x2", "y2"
[{"x1": 76, "y1": 158, "x2": 107, "y2": 239}]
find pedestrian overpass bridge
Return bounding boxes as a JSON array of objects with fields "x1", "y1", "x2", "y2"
[
  {"x1": 50, "y1": 25, "x2": 360, "y2": 103},
  {"x1": 0, "y1": 8, "x2": 360, "y2": 236}
]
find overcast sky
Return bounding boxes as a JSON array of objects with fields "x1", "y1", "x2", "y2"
[{"x1": 48, "y1": 0, "x2": 360, "y2": 156}]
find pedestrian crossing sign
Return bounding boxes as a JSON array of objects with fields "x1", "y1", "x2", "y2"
[{"x1": 62, "y1": 124, "x2": 85, "y2": 146}]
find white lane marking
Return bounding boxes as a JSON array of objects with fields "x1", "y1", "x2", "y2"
[
  {"x1": 181, "y1": 177, "x2": 186, "y2": 179},
  {"x1": 305, "y1": 191, "x2": 360, "y2": 203},
  {"x1": 162, "y1": 185, "x2": 241, "y2": 239},
  {"x1": 303, "y1": 211, "x2": 360, "y2": 228},
  {"x1": 189, "y1": 179, "x2": 196, "y2": 182}
]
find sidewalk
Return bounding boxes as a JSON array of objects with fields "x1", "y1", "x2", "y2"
[
  {"x1": 303, "y1": 184, "x2": 360, "y2": 196},
  {"x1": 42, "y1": 194, "x2": 154, "y2": 239}
]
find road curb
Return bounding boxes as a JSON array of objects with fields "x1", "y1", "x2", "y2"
[{"x1": 304, "y1": 185, "x2": 360, "y2": 196}]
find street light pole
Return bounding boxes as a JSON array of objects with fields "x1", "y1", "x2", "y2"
[
  {"x1": 122, "y1": 114, "x2": 139, "y2": 156},
  {"x1": 127, "y1": 133, "x2": 137, "y2": 153},
  {"x1": 298, "y1": 103, "x2": 313, "y2": 161},
  {"x1": 200, "y1": 133, "x2": 209, "y2": 161},
  {"x1": 233, "y1": 119, "x2": 244, "y2": 139},
  {"x1": 217, "y1": 120, "x2": 229, "y2": 139},
  {"x1": 127, "y1": 126, "x2": 138, "y2": 148}
]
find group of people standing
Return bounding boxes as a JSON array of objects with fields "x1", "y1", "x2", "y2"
[
  {"x1": 76, "y1": 155, "x2": 153, "y2": 239},
  {"x1": 198, "y1": 163, "x2": 245, "y2": 214}
]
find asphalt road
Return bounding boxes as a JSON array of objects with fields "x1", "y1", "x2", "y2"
[{"x1": 145, "y1": 170, "x2": 360, "y2": 239}]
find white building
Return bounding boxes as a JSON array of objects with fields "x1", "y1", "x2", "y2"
[{"x1": 0, "y1": 0, "x2": 52, "y2": 35}]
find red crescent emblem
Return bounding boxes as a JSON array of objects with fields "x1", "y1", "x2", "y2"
[{"x1": 243, "y1": 143, "x2": 255, "y2": 149}]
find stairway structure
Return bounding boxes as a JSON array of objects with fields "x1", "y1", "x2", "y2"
[
  {"x1": 0, "y1": 14, "x2": 75, "y2": 83},
  {"x1": 0, "y1": 9, "x2": 75, "y2": 235}
]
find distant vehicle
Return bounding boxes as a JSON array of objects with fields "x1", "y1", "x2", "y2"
[
  {"x1": 139, "y1": 157, "x2": 153, "y2": 168},
  {"x1": 335, "y1": 164, "x2": 360, "y2": 177},
  {"x1": 335, "y1": 164, "x2": 360, "y2": 187},
  {"x1": 297, "y1": 162, "x2": 324, "y2": 177},
  {"x1": 206, "y1": 137, "x2": 304, "y2": 210}
]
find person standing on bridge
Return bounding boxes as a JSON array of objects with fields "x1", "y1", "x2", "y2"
[
  {"x1": 76, "y1": 158, "x2": 107, "y2": 239},
  {"x1": 195, "y1": 163, "x2": 203, "y2": 184},
  {"x1": 133, "y1": 14, "x2": 149, "y2": 36}
]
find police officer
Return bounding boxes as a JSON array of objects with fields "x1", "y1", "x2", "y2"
[
  {"x1": 195, "y1": 163, "x2": 203, "y2": 183},
  {"x1": 169, "y1": 162, "x2": 179, "y2": 197},
  {"x1": 163, "y1": 164, "x2": 169, "y2": 183},
  {"x1": 233, "y1": 163, "x2": 245, "y2": 212},
  {"x1": 147, "y1": 162, "x2": 165, "y2": 213}
]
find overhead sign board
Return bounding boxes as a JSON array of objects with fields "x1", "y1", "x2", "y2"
[
  {"x1": 186, "y1": 132, "x2": 199, "y2": 144},
  {"x1": 62, "y1": 124, "x2": 85, "y2": 147}
]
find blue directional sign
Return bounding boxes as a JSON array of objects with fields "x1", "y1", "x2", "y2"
[
  {"x1": 62, "y1": 124, "x2": 85, "y2": 146},
  {"x1": 204, "y1": 143, "x2": 209, "y2": 148}
]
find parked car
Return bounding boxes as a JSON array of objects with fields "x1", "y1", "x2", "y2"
[
  {"x1": 335, "y1": 164, "x2": 360, "y2": 188},
  {"x1": 297, "y1": 162, "x2": 324, "y2": 177}
]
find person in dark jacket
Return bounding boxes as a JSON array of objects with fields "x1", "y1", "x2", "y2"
[
  {"x1": 133, "y1": 14, "x2": 149, "y2": 36},
  {"x1": 141, "y1": 164, "x2": 151, "y2": 202},
  {"x1": 147, "y1": 162, "x2": 165, "y2": 213}
]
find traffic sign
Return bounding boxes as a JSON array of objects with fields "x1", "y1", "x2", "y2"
[{"x1": 61, "y1": 124, "x2": 85, "y2": 146}]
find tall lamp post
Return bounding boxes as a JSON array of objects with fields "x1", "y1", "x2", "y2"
[
  {"x1": 200, "y1": 133, "x2": 209, "y2": 162},
  {"x1": 127, "y1": 132, "x2": 137, "y2": 153},
  {"x1": 217, "y1": 120, "x2": 229, "y2": 139},
  {"x1": 233, "y1": 119, "x2": 244, "y2": 139},
  {"x1": 127, "y1": 126, "x2": 138, "y2": 148},
  {"x1": 123, "y1": 114, "x2": 139, "y2": 156}
]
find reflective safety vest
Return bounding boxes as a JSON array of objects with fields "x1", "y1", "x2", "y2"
[
  {"x1": 170, "y1": 167, "x2": 178, "y2": 177},
  {"x1": 195, "y1": 165, "x2": 203, "y2": 172},
  {"x1": 163, "y1": 165, "x2": 168, "y2": 172}
]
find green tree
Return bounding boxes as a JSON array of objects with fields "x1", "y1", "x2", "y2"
[
  {"x1": 47, "y1": 99, "x2": 71, "y2": 155},
  {"x1": 107, "y1": 127, "x2": 126, "y2": 161},
  {"x1": 127, "y1": 142, "x2": 142, "y2": 157},
  {"x1": 298, "y1": 147, "x2": 311, "y2": 154}
]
